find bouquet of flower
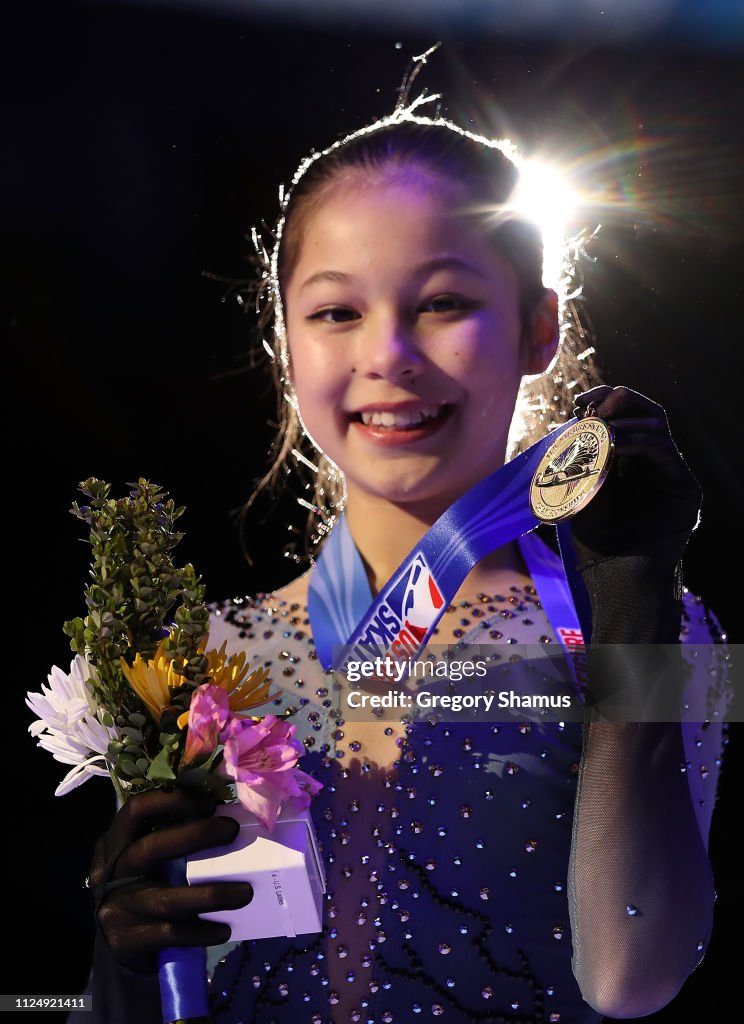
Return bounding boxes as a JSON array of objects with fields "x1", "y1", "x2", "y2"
[{"x1": 26, "y1": 477, "x2": 323, "y2": 1021}]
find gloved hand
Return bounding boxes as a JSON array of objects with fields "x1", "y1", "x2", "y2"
[
  {"x1": 569, "y1": 384, "x2": 702, "y2": 646},
  {"x1": 88, "y1": 788, "x2": 254, "y2": 974}
]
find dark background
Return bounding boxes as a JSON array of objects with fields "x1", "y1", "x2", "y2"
[{"x1": 4, "y1": 0, "x2": 743, "y2": 1018}]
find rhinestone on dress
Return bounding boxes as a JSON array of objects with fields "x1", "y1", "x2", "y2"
[{"x1": 204, "y1": 585, "x2": 727, "y2": 1023}]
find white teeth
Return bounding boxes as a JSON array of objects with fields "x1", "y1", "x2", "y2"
[{"x1": 359, "y1": 404, "x2": 444, "y2": 427}]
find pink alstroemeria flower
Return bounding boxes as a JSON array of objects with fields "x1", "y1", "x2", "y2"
[
  {"x1": 290, "y1": 765, "x2": 324, "y2": 808},
  {"x1": 181, "y1": 684, "x2": 231, "y2": 767},
  {"x1": 222, "y1": 714, "x2": 322, "y2": 831}
]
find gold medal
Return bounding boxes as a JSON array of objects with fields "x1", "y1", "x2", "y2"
[{"x1": 529, "y1": 411, "x2": 614, "y2": 523}]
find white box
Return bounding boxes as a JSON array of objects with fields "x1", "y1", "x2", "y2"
[{"x1": 186, "y1": 800, "x2": 327, "y2": 940}]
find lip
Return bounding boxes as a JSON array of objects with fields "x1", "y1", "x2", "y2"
[
  {"x1": 347, "y1": 402, "x2": 454, "y2": 447},
  {"x1": 348, "y1": 400, "x2": 450, "y2": 415}
]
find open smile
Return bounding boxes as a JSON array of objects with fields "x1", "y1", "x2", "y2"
[{"x1": 347, "y1": 403, "x2": 454, "y2": 445}]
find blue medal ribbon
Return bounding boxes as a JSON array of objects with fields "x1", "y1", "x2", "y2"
[{"x1": 308, "y1": 417, "x2": 589, "y2": 677}]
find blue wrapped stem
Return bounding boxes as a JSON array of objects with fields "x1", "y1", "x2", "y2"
[{"x1": 157, "y1": 858, "x2": 210, "y2": 1023}]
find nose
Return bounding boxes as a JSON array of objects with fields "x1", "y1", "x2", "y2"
[{"x1": 356, "y1": 313, "x2": 424, "y2": 382}]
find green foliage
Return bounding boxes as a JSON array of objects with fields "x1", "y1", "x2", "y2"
[
  {"x1": 61, "y1": 477, "x2": 211, "y2": 799},
  {"x1": 147, "y1": 742, "x2": 178, "y2": 782}
]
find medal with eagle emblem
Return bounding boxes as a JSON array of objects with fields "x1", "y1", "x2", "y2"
[{"x1": 529, "y1": 409, "x2": 614, "y2": 523}]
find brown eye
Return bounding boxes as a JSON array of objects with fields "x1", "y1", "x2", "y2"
[
  {"x1": 308, "y1": 307, "x2": 359, "y2": 324},
  {"x1": 421, "y1": 295, "x2": 476, "y2": 314}
]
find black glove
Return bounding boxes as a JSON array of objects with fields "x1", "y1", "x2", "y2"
[
  {"x1": 567, "y1": 386, "x2": 702, "y2": 719},
  {"x1": 88, "y1": 788, "x2": 254, "y2": 974},
  {"x1": 569, "y1": 384, "x2": 702, "y2": 644},
  {"x1": 570, "y1": 385, "x2": 701, "y2": 566}
]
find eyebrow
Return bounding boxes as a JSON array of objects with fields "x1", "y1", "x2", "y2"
[
  {"x1": 300, "y1": 269, "x2": 353, "y2": 290},
  {"x1": 299, "y1": 256, "x2": 487, "y2": 291},
  {"x1": 422, "y1": 256, "x2": 487, "y2": 280}
]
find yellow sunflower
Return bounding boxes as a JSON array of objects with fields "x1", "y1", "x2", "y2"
[
  {"x1": 119, "y1": 635, "x2": 187, "y2": 721},
  {"x1": 205, "y1": 639, "x2": 276, "y2": 713}
]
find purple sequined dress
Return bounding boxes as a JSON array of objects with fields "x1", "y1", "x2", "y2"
[{"x1": 199, "y1": 581, "x2": 728, "y2": 1024}]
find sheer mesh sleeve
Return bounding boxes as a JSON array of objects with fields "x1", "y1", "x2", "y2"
[
  {"x1": 567, "y1": 590, "x2": 730, "y2": 1019},
  {"x1": 67, "y1": 929, "x2": 162, "y2": 1024}
]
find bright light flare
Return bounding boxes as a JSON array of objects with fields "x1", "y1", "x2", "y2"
[
  {"x1": 511, "y1": 160, "x2": 577, "y2": 236},
  {"x1": 509, "y1": 158, "x2": 580, "y2": 291}
]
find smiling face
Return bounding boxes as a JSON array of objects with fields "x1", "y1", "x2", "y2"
[{"x1": 282, "y1": 169, "x2": 557, "y2": 515}]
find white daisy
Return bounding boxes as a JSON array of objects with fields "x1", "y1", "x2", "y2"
[
  {"x1": 26, "y1": 654, "x2": 97, "y2": 735},
  {"x1": 27, "y1": 655, "x2": 119, "y2": 795}
]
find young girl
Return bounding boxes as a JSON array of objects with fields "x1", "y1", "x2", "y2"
[{"x1": 79, "y1": 99, "x2": 729, "y2": 1024}]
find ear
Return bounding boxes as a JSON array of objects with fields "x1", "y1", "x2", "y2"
[{"x1": 522, "y1": 288, "x2": 560, "y2": 376}]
